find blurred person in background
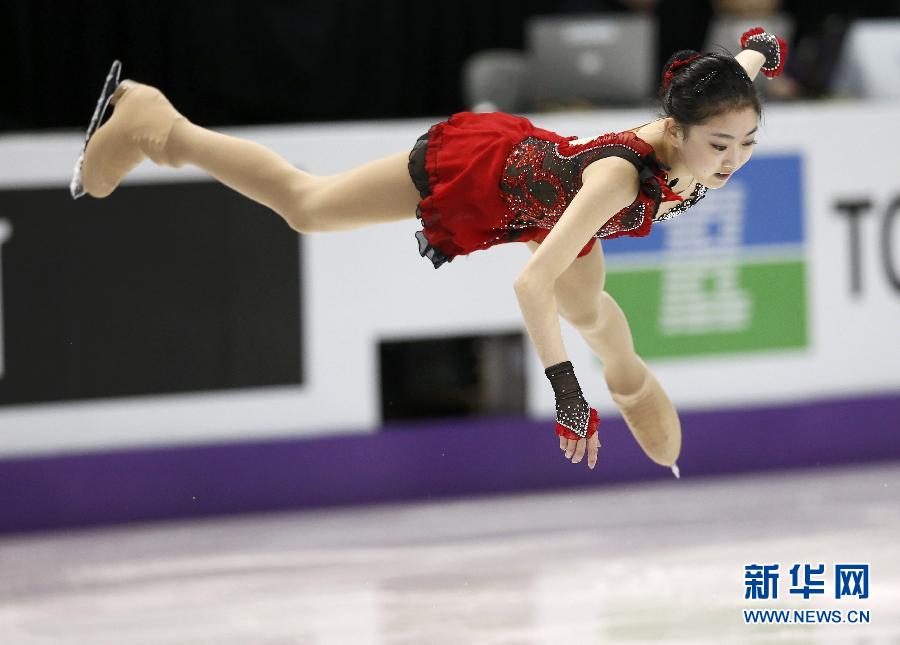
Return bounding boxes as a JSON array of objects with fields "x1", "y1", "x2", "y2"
[
  {"x1": 775, "y1": 1, "x2": 900, "y2": 99},
  {"x1": 662, "y1": 0, "x2": 900, "y2": 99},
  {"x1": 69, "y1": 28, "x2": 786, "y2": 478}
]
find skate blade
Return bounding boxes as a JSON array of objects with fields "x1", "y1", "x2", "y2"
[
  {"x1": 70, "y1": 60, "x2": 123, "y2": 199},
  {"x1": 671, "y1": 463, "x2": 680, "y2": 479}
]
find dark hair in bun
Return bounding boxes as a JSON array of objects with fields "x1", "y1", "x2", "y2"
[{"x1": 660, "y1": 50, "x2": 761, "y2": 129}]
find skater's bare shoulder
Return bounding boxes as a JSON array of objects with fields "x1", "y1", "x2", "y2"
[
  {"x1": 517, "y1": 157, "x2": 637, "y2": 284},
  {"x1": 581, "y1": 155, "x2": 639, "y2": 190}
]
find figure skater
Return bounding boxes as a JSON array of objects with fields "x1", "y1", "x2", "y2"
[{"x1": 70, "y1": 28, "x2": 787, "y2": 476}]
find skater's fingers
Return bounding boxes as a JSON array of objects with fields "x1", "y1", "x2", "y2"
[
  {"x1": 559, "y1": 436, "x2": 567, "y2": 451},
  {"x1": 564, "y1": 438, "x2": 577, "y2": 459},
  {"x1": 571, "y1": 438, "x2": 587, "y2": 464},
  {"x1": 587, "y1": 433, "x2": 600, "y2": 470}
]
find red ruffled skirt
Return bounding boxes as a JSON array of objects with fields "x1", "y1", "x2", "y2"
[{"x1": 408, "y1": 112, "x2": 572, "y2": 269}]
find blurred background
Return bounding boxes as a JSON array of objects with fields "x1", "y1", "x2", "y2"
[{"x1": 1, "y1": 1, "x2": 899, "y2": 643}]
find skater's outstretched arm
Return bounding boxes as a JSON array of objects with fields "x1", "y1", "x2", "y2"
[
  {"x1": 513, "y1": 156, "x2": 638, "y2": 370},
  {"x1": 515, "y1": 157, "x2": 636, "y2": 468}
]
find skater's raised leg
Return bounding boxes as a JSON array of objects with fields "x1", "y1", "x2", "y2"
[
  {"x1": 163, "y1": 122, "x2": 421, "y2": 232},
  {"x1": 77, "y1": 70, "x2": 420, "y2": 232}
]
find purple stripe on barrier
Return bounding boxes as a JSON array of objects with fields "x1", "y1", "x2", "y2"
[{"x1": 1, "y1": 392, "x2": 899, "y2": 534}]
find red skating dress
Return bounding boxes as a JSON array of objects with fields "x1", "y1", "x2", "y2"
[{"x1": 407, "y1": 111, "x2": 707, "y2": 268}]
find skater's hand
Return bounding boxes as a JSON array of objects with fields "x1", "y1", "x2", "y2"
[
  {"x1": 559, "y1": 432, "x2": 601, "y2": 469},
  {"x1": 545, "y1": 361, "x2": 601, "y2": 470}
]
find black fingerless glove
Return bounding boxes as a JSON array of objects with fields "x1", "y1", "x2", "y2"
[
  {"x1": 545, "y1": 361, "x2": 599, "y2": 440},
  {"x1": 740, "y1": 27, "x2": 788, "y2": 78}
]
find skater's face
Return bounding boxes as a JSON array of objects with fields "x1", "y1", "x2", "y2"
[{"x1": 670, "y1": 106, "x2": 759, "y2": 188}]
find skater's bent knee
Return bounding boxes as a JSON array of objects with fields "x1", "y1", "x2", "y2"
[
  {"x1": 557, "y1": 285, "x2": 602, "y2": 331},
  {"x1": 563, "y1": 292, "x2": 622, "y2": 333},
  {"x1": 559, "y1": 298, "x2": 603, "y2": 331}
]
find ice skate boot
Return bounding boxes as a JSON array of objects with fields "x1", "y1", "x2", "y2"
[
  {"x1": 71, "y1": 60, "x2": 185, "y2": 199},
  {"x1": 610, "y1": 359, "x2": 682, "y2": 470}
]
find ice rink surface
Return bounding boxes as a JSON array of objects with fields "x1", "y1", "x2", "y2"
[{"x1": 1, "y1": 462, "x2": 898, "y2": 644}]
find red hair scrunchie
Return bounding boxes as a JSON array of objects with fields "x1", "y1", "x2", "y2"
[{"x1": 663, "y1": 54, "x2": 701, "y2": 89}]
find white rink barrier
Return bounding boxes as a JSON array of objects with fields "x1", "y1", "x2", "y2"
[{"x1": 0, "y1": 101, "x2": 898, "y2": 456}]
